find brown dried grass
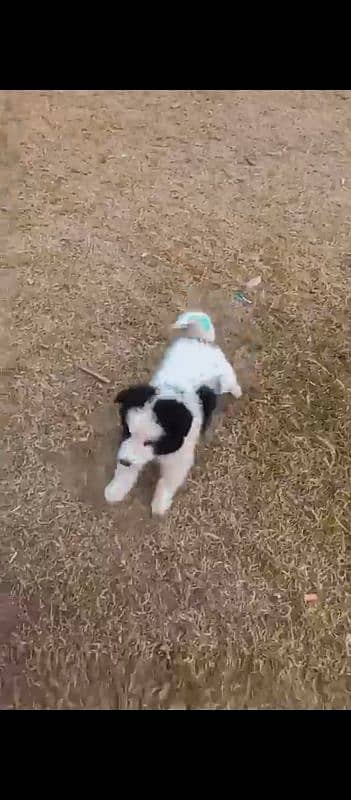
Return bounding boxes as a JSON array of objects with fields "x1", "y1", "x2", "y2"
[{"x1": 1, "y1": 90, "x2": 350, "y2": 708}]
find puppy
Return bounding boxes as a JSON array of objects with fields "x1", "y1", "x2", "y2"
[{"x1": 104, "y1": 312, "x2": 242, "y2": 516}]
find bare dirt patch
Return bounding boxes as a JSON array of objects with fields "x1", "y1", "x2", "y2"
[{"x1": 1, "y1": 91, "x2": 350, "y2": 708}]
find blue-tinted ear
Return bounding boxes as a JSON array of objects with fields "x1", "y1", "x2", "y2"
[
  {"x1": 153, "y1": 399, "x2": 193, "y2": 455},
  {"x1": 114, "y1": 385, "x2": 155, "y2": 407}
]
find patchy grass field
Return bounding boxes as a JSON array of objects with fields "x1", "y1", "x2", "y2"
[{"x1": 1, "y1": 90, "x2": 350, "y2": 708}]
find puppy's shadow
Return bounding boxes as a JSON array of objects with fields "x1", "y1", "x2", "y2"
[{"x1": 47, "y1": 405, "x2": 159, "y2": 512}]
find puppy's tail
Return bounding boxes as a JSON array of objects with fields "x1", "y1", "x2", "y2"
[{"x1": 173, "y1": 311, "x2": 215, "y2": 343}]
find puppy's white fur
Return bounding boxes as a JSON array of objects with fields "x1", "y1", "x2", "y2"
[{"x1": 105, "y1": 315, "x2": 242, "y2": 515}]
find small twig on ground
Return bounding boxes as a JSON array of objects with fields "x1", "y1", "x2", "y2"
[{"x1": 78, "y1": 365, "x2": 111, "y2": 384}]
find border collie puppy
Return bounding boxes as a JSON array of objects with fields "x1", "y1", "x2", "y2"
[{"x1": 104, "y1": 312, "x2": 242, "y2": 516}]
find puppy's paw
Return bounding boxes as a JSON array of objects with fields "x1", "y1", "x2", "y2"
[
  {"x1": 151, "y1": 484, "x2": 172, "y2": 517},
  {"x1": 151, "y1": 498, "x2": 171, "y2": 517},
  {"x1": 104, "y1": 480, "x2": 128, "y2": 504}
]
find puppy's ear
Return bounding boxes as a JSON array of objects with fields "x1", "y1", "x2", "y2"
[
  {"x1": 197, "y1": 385, "x2": 217, "y2": 432},
  {"x1": 153, "y1": 399, "x2": 193, "y2": 455},
  {"x1": 114, "y1": 385, "x2": 156, "y2": 407},
  {"x1": 114, "y1": 388, "x2": 129, "y2": 404}
]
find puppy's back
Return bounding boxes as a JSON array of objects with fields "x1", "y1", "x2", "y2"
[{"x1": 152, "y1": 337, "x2": 226, "y2": 394}]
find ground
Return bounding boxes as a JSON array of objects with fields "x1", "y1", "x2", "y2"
[{"x1": 1, "y1": 90, "x2": 350, "y2": 709}]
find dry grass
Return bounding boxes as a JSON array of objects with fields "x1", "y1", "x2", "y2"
[{"x1": 1, "y1": 90, "x2": 350, "y2": 708}]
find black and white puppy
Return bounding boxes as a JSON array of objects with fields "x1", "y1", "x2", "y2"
[{"x1": 104, "y1": 312, "x2": 242, "y2": 516}]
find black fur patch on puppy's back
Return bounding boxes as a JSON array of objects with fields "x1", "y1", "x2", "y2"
[
  {"x1": 197, "y1": 385, "x2": 217, "y2": 432},
  {"x1": 153, "y1": 399, "x2": 193, "y2": 456},
  {"x1": 114, "y1": 384, "x2": 156, "y2": 440}
]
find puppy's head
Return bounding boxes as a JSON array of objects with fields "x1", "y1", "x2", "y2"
[{"x1": 114, "y1": 385, "x2": 193, "y2": 467}]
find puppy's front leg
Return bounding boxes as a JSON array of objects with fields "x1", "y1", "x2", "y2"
[
  {"x1": 152, "y1": 450, "x2": 194, "y2": 517},
  {"x1": 104, "y1": 462, "x2": 141, "y2": 504}
]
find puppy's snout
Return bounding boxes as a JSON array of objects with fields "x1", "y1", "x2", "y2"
[{"x1": 119, "y1": 458, "x2": 132, "y2": 468}]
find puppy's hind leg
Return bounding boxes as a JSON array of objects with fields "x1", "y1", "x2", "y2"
[
  {"x1": 152, "y1": 450, "x2": 194, "y2": 517},
  {"x1": 229, "y1": 374, "x2": 242, "y2": 399},
  {"x1": 219, "y1": 360, "x2": 242, "y2": 399}
]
